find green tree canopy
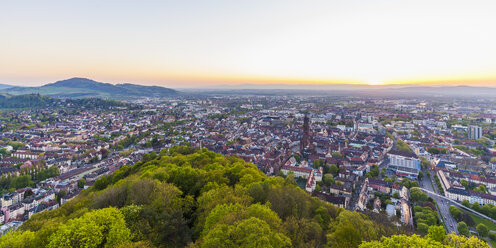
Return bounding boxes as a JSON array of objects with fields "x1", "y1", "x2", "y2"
[
  {"x1": 476, "y1": 223, "x2": 489, "y2": 237},
  {"x1": 48, "y1": 207, "x2": 131, "y2": 248},
  {"x1": 457, "y1": 221, "x2": 469, "y2": 237}
]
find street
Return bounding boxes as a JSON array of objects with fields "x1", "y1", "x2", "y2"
[{"x1": 421, "y1": 169, "x2": 458, "y2": 234}]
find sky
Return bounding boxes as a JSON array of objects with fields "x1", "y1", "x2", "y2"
[{"x1": 1, "y1": 0, "x2": 495, "y2": 88}]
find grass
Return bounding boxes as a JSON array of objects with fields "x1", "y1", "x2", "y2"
[
  {"x1": 489, "y1": 238, "x2": 496, "y2": 248},
  {"x1": 467, "y1": 212, "x2": 496, "y2": 231}
]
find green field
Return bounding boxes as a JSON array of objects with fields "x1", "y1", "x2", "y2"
[{"x1": 467, "y1": 212, "x2": 496, "y2": 231}]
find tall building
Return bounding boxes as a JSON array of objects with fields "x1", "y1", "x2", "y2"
[
  {"x1": 300, "y1": 114, "x2": 314, "y2": 158},
  {"x1": 468, "y1": 125, "x2": 482, "y2": 140}
]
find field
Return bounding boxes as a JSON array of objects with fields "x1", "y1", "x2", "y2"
[{"x1": 468, "y1": 212, "x2": 496, "y2": 231}]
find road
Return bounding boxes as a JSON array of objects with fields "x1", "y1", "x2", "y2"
[
  {"x1": 420, "y1": 187, "x2": 496, "y2": 223},
  {"x1": 420, "y1": 185, "x2": 496, "y2": 236},
  {"x1": 420, "y1": 171, "x2": 459, "y2": 234},
  {"x1": 435, "y1": 195, "x2": 459, "y2": 234}
]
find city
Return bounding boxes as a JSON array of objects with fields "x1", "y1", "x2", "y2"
[
  {"x1": 0, "y1": 92, "x2": 495, "y2": 246},
  {"x1": 2, "y1": 0, "x2": 496, "y2": 247}
]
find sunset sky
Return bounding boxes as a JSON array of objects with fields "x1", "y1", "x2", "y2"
[{"x1": 1, "y1": 0, "x2": 495, "y2": 88}]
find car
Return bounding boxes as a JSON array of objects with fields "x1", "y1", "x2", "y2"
[{"x1": 450, "y1": 224, "x2": 453, "y2": 227}]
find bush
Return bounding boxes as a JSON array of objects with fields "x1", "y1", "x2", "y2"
[{"x1": 476, "y1": 223, "x2": 489, "y2": 237}]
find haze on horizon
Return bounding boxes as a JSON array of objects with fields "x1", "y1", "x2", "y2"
[{"x1": 1, "y1": 0, "x2": 495, "y2": 88}]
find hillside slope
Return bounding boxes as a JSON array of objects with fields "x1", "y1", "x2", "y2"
[
  {"x1": 4, "y1": 147, "x2": 489, "y2": 248},
  {"x1": 0, "y1": 93, "x2": 128, "y2": 109}
]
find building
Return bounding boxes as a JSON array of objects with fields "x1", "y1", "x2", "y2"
[
  {"x1": 445, "y1": 188, "x2": 470, "y2": 202},
  {"x1": 469, "y1": 190, "x2": 496, "y2": 206},
  {"x1": 434, "y1": 159, "x2": 457, "y2": 170},
  {"x1": 367, "y1": 178, "x2": 392, "y2": 194},
  {"x1": 312, "y1": 191, "x2": 349, "y2": 208},
  {"x1": 387, "y1": 150, "x2": 421, "y2": 180},
  {"x1": 437, "y1": 170, "x2": 451, "y2": 192},
  {"x1": 12, "y1": 151, "x2": 39, "y2": 160},
  {"x1": 468, "y1": 125, "x2": 482, "y2": 140},
  {"x1": 300, "y1": 114, "x2": 314, "y2": 158},
  {"x1": 280, "y1": 165, "x2": 313, "y2": 178}
]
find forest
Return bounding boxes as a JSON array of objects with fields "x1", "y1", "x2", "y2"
[
  {"x1": 0, "y1": 147, "x2": 489, "y2": 247},
  {"x1": 0, "y1": 93, "x2": 129, "y2": 109}
]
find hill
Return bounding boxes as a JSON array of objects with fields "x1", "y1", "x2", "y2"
[
  {"x1": 0, "y1": 93, "x2": 129, "y2": 109},
  {"x1": 1, "y1": 78, "x2": 177, "y2": 99},
  {"x1": 3, "y1": 147, "x2": 489, "y2": 248},
  {"x1": 0, "y1": 83, "x2": 14, "y2": 90}
]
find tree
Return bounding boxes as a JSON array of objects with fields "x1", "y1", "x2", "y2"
[
  {"x1": 474, "y1": 184, "x2": 487, "y2": 193},
  {"x1": 77, "y1": 178, "x2": 86, "y2": 188},
  {"x1": 329, "y1": 164, "x2": 339, "y2": 176},
  {"x1": 410, "y1": 188, "x2": 428, "y2": 203},
  {"x1": 366, "y1": 166, "x2": 379, "y2": 178},
  {"x1": 313, "y1": 159, "x2": 321, "y2": 169},
  {"x1": 392, "y1": 192, "x2": 400, "y2": 199},
  {"x1": 294, "y1": 154, "x2": 301, "y2": 162},
  {"x1": 360, "y1": 233, "x2": 490, "y2": 248},
  {"x1": 0, "y1": 230, "x2": 36, "y2": 247},
  {"x1": 461, "y1": 199, "x2": 471, "y2": 208},
  {"x1": 472, "y1": 202, "x2": 481, "y2": 212},
  {"x1": 326, "y1": 211, "x2": 378, "y2": 248},
  {"x1": 457, "y1": 221, "x2": 469, "y2": 237},
  {"x1": 423, "y1": 201, "x2": 436, "y2": 211},
  {"x1": 201, "y1": 217, "x2": 291, "y2": 248},
  {"x1": 332, "y1": 152, "x2": 342, "y2": 159},
  {"x1": 476, "y1": 223, "x2": 489, "y2": 237},
  {"x1": 428, "y1": 148, "x2": 440, "y2": 154},
  {"x1": 449, "y1": 206, "x2": 462, "y2": 221},
  {"x1": 420, "y1": 157, "x2": 430, "y2": 169},
  {"x1": 55, "y1": 190, "x2": 66, "y2": 205},
  {"x1": 418, "y1": 171, "x2": 424, "y2": 180},
  {"x1": 315, "y1": 184, "x2": 322, "y2": 192},
  {"x1": 323, "y1": 174, "x2": 334, "y2": 186},
  {"x1": 48, "y1": 207, "x2": 131, "y2": 248},
  {"x1": 427, "y1": 226, "x2": 446, "y2": 243},
  {"x1": 283, "y1": 217, "x2": 323, "y2": 248},
  {"x1": 417, "y1": 223, "x2": 429, "y2": 234},
  {"x1": 481, "y1": 204, "x2": 492, "y2": 216}
]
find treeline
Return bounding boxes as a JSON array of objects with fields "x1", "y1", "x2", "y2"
[
  {"x1": 361, "y1": 225, "x2": 489, "y2": 248},
  {"x1": 0, "y1": 166, "x2": 59, "y2": 194},
  {"x1": 0, "y1": 94, "x2": 130, "y2": 110},
  {"x1": 0, "y1": 94, "x2": 58, "y2": 108},
  {"x1": 1, "y1": 147, "x2": 487, "y2": 248}
]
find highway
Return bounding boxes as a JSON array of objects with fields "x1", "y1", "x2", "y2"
[
  {"x1": 419, "y1": 185, "x2": 496, "y2": 236},
  {"x1": 420, "y1": 172, "x2": 458, "y2": 234}
]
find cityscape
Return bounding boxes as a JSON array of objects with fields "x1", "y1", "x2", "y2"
[{"x1": 1, "y1": 0, "x2": 496, "y2": 247}]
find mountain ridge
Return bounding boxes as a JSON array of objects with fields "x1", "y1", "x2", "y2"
[{"x1": 1, "y1": 77, "x2": 178, "y2": 99}]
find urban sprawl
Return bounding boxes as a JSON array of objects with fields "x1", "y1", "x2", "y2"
[{"x1": 1, "y1": 95, "x2": 496, "y2": 237}]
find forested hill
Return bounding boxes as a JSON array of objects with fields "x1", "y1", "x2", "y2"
[
  {"x1": 0, "y1": 94, "x2": 129, "y2": 109},
  {"x1": 3, "y1": 147, "x2": 489, "y2": 248},
  {"x1": 1, "y1": 77, "x2": 177, "y2": 99}
]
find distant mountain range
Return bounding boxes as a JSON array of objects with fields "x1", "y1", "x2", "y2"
[
  {"x1": 0, "y1": 83, "x2": 14, "y2": 90},
  {"x1": 183, "y1": 84, "x2": 496, "y2": 97},
  {"x1": 373, "y1": 85, "x2": 496, "y2": 97},
  {"x1": 2, "y1": 78, "x2": 495, "y2": 98},
  {"x1": 1, "y1": 78, "x2": 177, "y2": 99}
]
